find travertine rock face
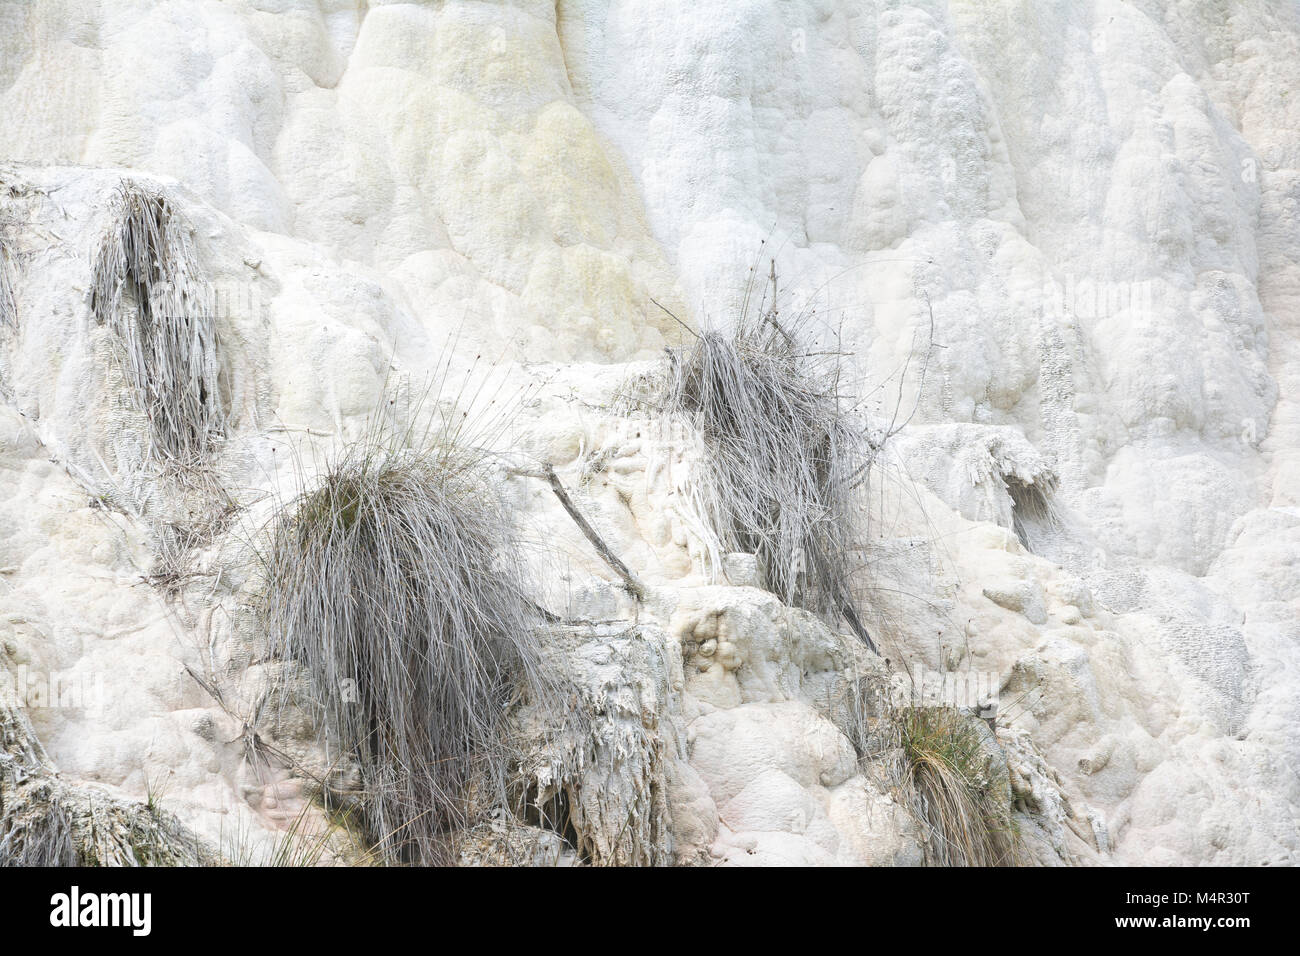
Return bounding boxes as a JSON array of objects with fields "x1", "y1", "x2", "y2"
[{"x1": 2, "y1": 1, "x2": 1299, "y2": 865}]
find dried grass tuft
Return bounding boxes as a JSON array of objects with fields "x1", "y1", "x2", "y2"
[
  {"x1": 888, "y1": 704, "x2": 1017, "y2": 866},
  {"x1": 258, "y1": 420, "x2": 558, "y2": 864},
  {"x1": 0, "y1": 789, "x2": 76, "y2": 866},
  {"x1": 1006, "y1": 474, "x2": 1062, "y2": 553},
  {"x1": 90, "y1": 180, "x2": 224, "y2": 466},
  {"x1": 658, "y1": 272, "x2": 877, "y2": 649},
  {"x1": 1, "y1": 657, "x2": 217, "y2": 867}
]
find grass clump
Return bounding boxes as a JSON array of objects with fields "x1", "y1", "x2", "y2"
[
  {"x1": 259, "y1": 429, "x2": 554, "y2": 864},
  {"x1": 0, "y1": 728, "x2": 216, "y2": 866},
  {"x1": 90, "y1": 179, "x2": 224, "y2": 466},
  {"x1": 1, "y1": 662, "x2": 217, "y2": 866},
  {"x1": 1006, "y1": 474, "x2": 1062, "y2": 553},
  {"x1": 658, "y1": 271, "x2": 876, "y2": 649},
  {"x1": 0, "y1": 783, "x2": 216, "y2": 867},
  {"x1": 893, "y1": 705, "x2": 1017, "y2": 866},
  {"x1": 0, "y1": 789, "x2": 76, "y2": 866}
]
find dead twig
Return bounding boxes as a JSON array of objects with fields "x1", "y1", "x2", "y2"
[{"x1": 534, "y1": 464, "x2": 647, "y2": 601}]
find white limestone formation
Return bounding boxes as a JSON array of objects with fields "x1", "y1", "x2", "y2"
[{"x1": 1, "y1": 1, "x2": 1297, "y2": 865}]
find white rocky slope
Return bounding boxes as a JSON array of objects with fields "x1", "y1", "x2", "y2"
[{"x1": 1, "y1": 0, "x2": 1298, "y2": 865}]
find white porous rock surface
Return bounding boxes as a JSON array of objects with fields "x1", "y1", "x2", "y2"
[{"x1": 2, "y1": 1, "x2": 1299, "y2": 865}]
